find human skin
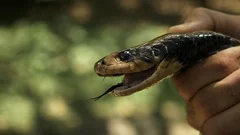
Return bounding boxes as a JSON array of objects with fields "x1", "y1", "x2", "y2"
[{"x1": 168, "y1": 8, "x2": 240, "y2": 135}]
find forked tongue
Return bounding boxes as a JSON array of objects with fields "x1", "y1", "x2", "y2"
[{"x1": 89, "y1": 83, "x2": 123, "y2": 101}]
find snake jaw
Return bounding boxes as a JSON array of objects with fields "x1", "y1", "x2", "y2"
[
  {"x1": 91, "y1": 65, "x2": 158, "y2": 100},
  {"x1": 111, "y1": 59, "x2": 183, "y2": 96},
  {"x1": 91, "y1": 62, "x2": 159, "y2": 100}
]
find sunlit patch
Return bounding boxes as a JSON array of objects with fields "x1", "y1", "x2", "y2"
[{"x1": 68, "y1": 44, "x2": 99, "y2": 74}]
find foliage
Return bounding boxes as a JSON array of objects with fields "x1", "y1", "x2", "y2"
[{"x1": 0, "y1": 19, "x2": 195, "y2": 135}]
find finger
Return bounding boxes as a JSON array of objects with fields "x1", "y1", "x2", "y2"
[
  {"x1": 173, "y1": 46, "x2": 240, "y2": 101},
  {"x1": 168, "y1": 7, "x2": 215, "y2": 33},
  {"x1": 168, "y1": 7, "x2": 240, "y2": 39},
  {"x1": 201, "y1": 102, "x2": 240, "y2": 135},
  {"x1": 186, "y1": 68, "x2": 240, "y2": 129}
]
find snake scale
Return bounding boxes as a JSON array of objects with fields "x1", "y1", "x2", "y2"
[{"x1": 91, "y1": 31, "x2": 240, "y2": 100}]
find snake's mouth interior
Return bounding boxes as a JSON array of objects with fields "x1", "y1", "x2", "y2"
[{"x1": 114, "y1": 65, "x2": 157, "y2": 90}]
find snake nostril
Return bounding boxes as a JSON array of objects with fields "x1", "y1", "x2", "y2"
[{"x1": 101, "y1": 60, "x2": 106, "y2": 65}]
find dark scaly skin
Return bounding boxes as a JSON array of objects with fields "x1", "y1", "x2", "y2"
[{"x1": 92, "y1": 31, "x2": 240, "y2": 100}]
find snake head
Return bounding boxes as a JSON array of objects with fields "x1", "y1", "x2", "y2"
[{"x1": 93, "y1": 42, "x2": 182, "y2": 99}]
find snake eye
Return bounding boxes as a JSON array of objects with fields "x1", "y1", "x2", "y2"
[{"x1": 119, "y1": 51, "x2": 131, "y2": 61}]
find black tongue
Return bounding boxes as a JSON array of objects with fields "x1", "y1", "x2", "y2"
[{"x1": 89, "y1": 83, "x2": 123, "y2": 101}]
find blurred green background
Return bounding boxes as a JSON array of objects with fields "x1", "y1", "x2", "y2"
[{"x1": 0, "y1": 0, "x2": 240, "y2": 135}]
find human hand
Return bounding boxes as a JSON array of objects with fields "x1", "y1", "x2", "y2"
[{"x1": 168, "y1": 8, "x2": 240, "y2": 135}]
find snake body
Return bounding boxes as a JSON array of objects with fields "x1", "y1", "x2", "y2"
[{"x1": 92, "y1": 31, "x2": 240, "y2": 100}]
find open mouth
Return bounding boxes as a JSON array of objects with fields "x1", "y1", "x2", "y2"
[
  {"x1": 91, "y1": 64, "x2": 158, "y2": 100},
  {"x1": 115, "y1": 65, "x2": 157, "y2": 90}
]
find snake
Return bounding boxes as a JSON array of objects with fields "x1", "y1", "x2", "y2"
[{"x1": 91, "y1": 31, "x2": 240, "y2": 100}]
